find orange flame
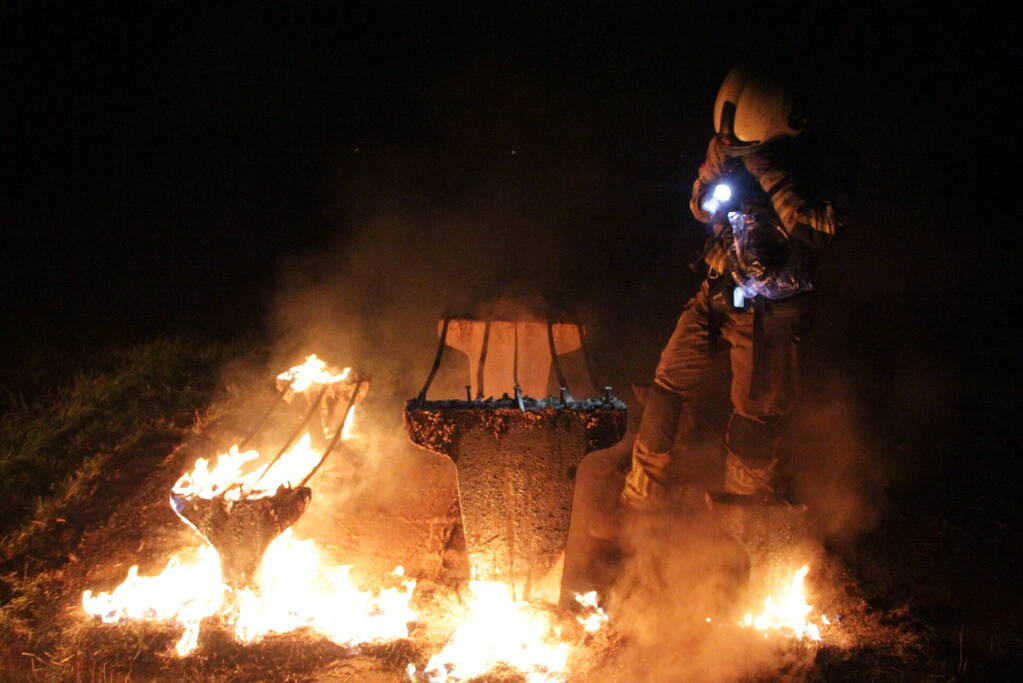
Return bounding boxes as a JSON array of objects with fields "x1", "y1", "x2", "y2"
[
  {"x1": 416, "y1": 582, "x2": 606, "y2": 682},
  {"x1": 83, "y1": 351, "x2": 617, "y2": 671},
  {"x1": 82, "y1": 530, "x2": 416, "y2": 656},
  {"x1": 573, "y1": 590, "x2": 608, "y2": 634},
  {"x1": 84, "y1": 349, "x2": 380, "y2": 655},
  {"x1": 741, "y1": 563, "x2": 823, "y2": 641},
  {"x1": 276, "y1": 354, "x2": 351, "y2": 394},
  {"x1": 171, "y1": 434, "x2": 322, "y2": 501}
]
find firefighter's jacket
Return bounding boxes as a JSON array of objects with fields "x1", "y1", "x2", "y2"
[{"x1": 689, "y1": 132, "x2": 853, "y2": 300}]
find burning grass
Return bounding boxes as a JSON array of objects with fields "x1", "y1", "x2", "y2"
[
  {"x1": 0, "y1": 340, "x2": 955, "y2": 681},
  {"x1": 57, "y1": 619, "x2": 417, "y2": 682},
  {"x1": 60, "y1": 582, "x2": 608, "y2": 683}
]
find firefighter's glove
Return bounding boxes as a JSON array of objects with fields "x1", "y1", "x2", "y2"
[{"x1": 692, "y1": 137, "x2": 740, "y2": 223}]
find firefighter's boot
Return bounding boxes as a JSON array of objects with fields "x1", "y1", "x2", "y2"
[
  {"x1": 588, "y1": 384, "x2": 685, "y2": 541},
  {"x1": 723, "y1": 451, "x2": 778, "y2": 496},
  {"x1": 721, "y1": 412, "x2": 781, "y2": 498},
  {"x1": 588, "y1": 438, "x2": 669, "y2": 541}
]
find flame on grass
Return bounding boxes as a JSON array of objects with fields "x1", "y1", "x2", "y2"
[
  {"x1": 741, "y1": 564, "x2": 823, "y2": 642},
  {"x1": 83, "y1": 351, "x2": 605, "y2": 672},
  {"x1": 83, "y1": 427, "x2": 411, "y2": 657},
  {"x1": 82, "y1": 530, "x2": 416, "y2": 656},
  {"x1": 415, "y1": 583, "x2": 606, "y2": 683},
  {"x1": 81, "y1": 543, "x2": 223, "y2": 655},
  {"x1": 574, "y1": 590, "x2": 609, "y2": 634}
]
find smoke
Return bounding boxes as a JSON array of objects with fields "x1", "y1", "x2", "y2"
[
  {"x1": 780, "y1": 372, "x2": 888, "y2": 545},
  {"x1": 269, "y1": 208, "x2": 479, "y2": 401},
  {"x1": 264, "y1": 65, "x2": 658, "y2": 403},
  {"x1": 589, "y1": 322, "x2": 963, "y2": 677},
  {"x1": 593, "y1": 382, "x2": 876, "y2": 680},
  {"x1": 251, "y1": 58, "x2": 950, "y2": 676},
  {"x1": 580, "y1": 336, "x2": 907, "y2": 679},
  {"x1": 604, "y1": 509, "x2": 799, "y2": 682}
]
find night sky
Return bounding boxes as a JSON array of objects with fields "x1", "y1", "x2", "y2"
[
  {"x1": 4, "y1": 1, "x2": 1019, "y2": 670},
  {"x1": 7, "y1": 0, "x2": 1012, "y2": 482},
  {"x1": 2, "y1": 16, "x2": 1009, "y2": 433},
  {"x1": 8, "y1": 4, "x2": 1002, "y2": 349}
]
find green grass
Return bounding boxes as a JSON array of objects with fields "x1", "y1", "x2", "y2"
[
  {"x1": 0, "y1": 335, "x2": 245, "y2": 548},
  {"x1": 0, "y1": 335, "x2": 253, "y2": 676}
]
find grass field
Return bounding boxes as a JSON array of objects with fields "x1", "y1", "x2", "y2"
[
  {"x1": 0, "y1": 336, "x2": 253, "y2": 673},
  {"x1": 0, "y1": 337, "x2": 245, "y2": 540},
  {"x1": 0, "y1": 334, "x2": 1017, "y2": 681}
]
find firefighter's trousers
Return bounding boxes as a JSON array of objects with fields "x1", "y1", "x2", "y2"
[{"x1": 623, "y1": 278, "x2": 815, "y2": 506}]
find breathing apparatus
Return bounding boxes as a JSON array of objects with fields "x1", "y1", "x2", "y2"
[{"x1": 699, "y1": 159, "x2": 778, "y2": 310}]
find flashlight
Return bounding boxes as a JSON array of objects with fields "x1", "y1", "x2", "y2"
[
  {"x1": 733, "y1": 286, "x2": 746, "y2": 309},
  {"x1": 701, "y1": 182, "x2": 733, "y2": 216}
]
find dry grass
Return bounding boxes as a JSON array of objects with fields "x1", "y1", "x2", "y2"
[
  {"x1": 0, "y1": 337, "x2": 243, "y2": 540},
  {"x1": 805, "y1": 553, "x2": 949, "y2": 682},
  {"x1": 50, "y1": 620, "x2": 416, "y2": 683},
  {"x1": 0, "y1": 336, "x2": 250, "y2": 677},
  {"x1": 0, "y1": 335, "x2": 961, "y2": 681}
]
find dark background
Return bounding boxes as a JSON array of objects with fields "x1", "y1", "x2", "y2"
[
  {"x1": 7, "y1": 3, "x2": 1005, "y2": 353},
  {"x1": 5, "y1": 1, "x2": 1018, "y2": 674}
]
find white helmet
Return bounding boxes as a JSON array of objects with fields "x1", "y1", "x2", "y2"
[{"x1": 713, "y1": 64, "x2": 806, "y2": 156}]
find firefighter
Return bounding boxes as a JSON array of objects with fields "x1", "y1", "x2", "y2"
[{"x1": 593, "y1": 64, "x2": 853, "y2": 537}]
